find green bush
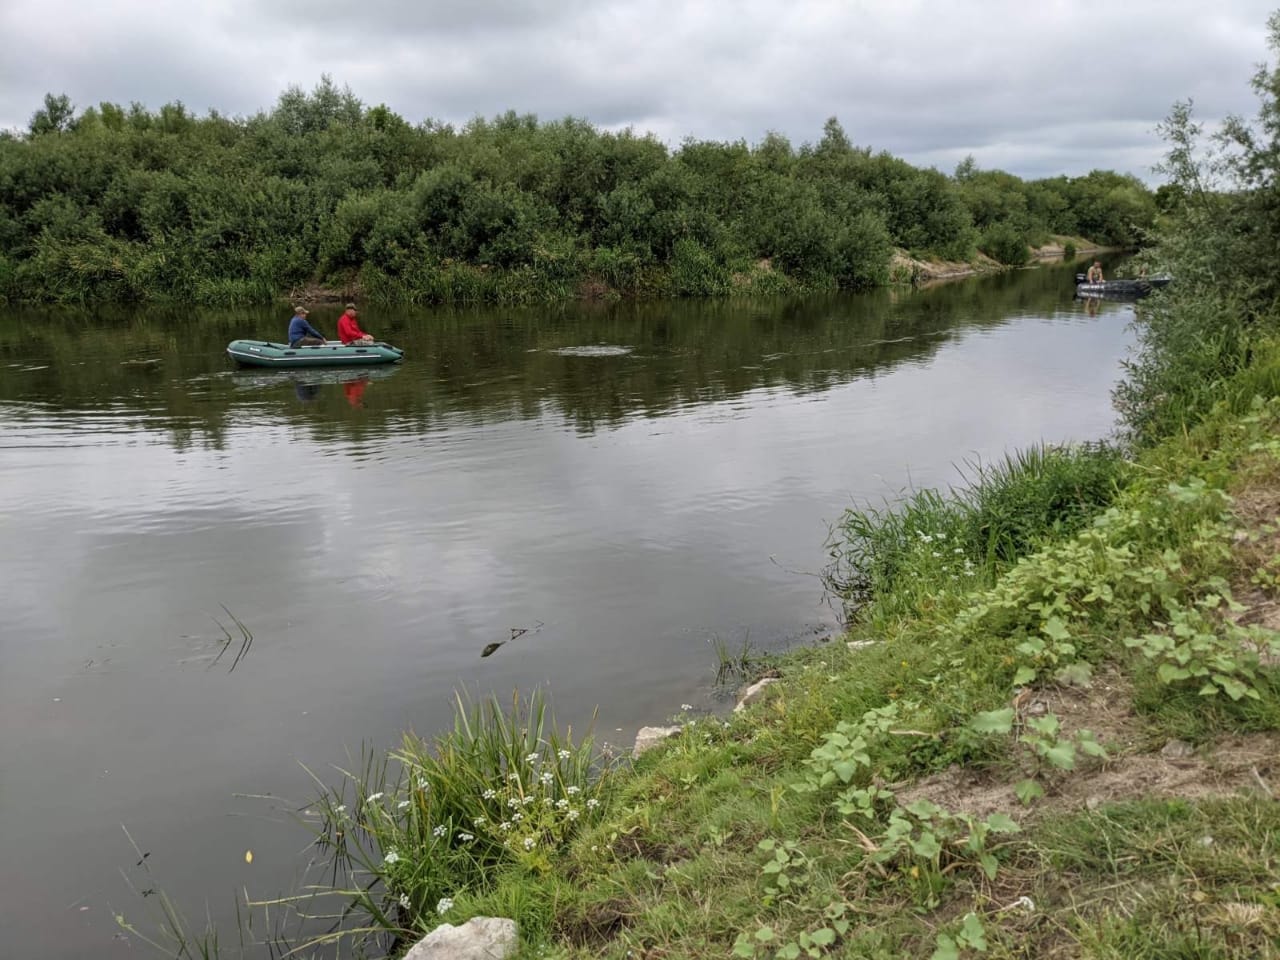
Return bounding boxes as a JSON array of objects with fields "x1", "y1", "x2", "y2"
[{"x1": 978, "y1": 223, "x2": 1030, "y2": 265}]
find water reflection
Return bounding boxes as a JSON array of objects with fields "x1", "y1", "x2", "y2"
[{"x1": 0, "y1": 259, "x2": 1124, "y2": 446}]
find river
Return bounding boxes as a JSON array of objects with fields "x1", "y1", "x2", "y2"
[{"x1": 0, "y1": 260, "x2": 1134, "y2": 957}]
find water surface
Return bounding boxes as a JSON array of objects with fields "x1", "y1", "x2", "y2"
[{"x1": 0, "y1": 261, "x2": 1136, "y2": 956}]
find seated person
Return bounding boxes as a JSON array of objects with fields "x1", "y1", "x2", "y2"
[
  {"x1": 287, "y1": 306, "x2": 326, "y2": 347},
  {"x1": 337, "y1": 304, "x2": 375, "y2": 345},
  {"x1": 1086, "y1": 261, "x2": 1104, "y2": 283}
]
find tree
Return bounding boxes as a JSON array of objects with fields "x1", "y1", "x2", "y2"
[{"x1": 29, "y1": 93, "x2": 74, "y2": 136}]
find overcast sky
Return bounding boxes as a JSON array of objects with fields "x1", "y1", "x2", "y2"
[{"x1": 1, "y1": 0, "x2": 1276, "y2": 182}]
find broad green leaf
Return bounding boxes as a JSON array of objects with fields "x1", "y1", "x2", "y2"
[
  {"x1": 1042, "y1": 617, "x2": 1071, "y2": 641},
  {"x1": 1014, "y1": 779, "x2": 1045, "y2": 805},
  {"x1": 985, "y1": 812, "x2": 1020, "y2": 833},
  {"x1": 1045, "y1": 743, "x2": 1076, "y2": 770},
  {"x1": 978, "y1": 852, "x2": 998, "y2": 880},
  {"x1": 755, "y1": 927, "x2": 776, "y2": 942},
  {"x1": 809, "y1": 928, "x2": 836, "y2": 947},
  {"x1": 832, "y1": 760, "x2": 858, "y2": 783},
  {"x1": 777, "y1": 943, "x2": 801, "y2": 960},
  {"x1": 905, "y1": 799, "x2": 941, "y2": 818},
  {"x1": 931, "y1": 934, "x2": 960, "y2": 960},
  {"x1": 1078, "y1": 735, "x2": 1108, "y2": 758},
  {"x1": 911, "y1": 832, "x2": 942, "y2": 859},
  {"x1": 1012, "y1": 666, "x2": 1037, "y2": 686},
  {"x1": 1157, "y1": 663, "x2": 1192, "y2": 684},
  {"x1": 960, "y1": 912, "x2": 988, "y2": 950},
  {"x1": 1055, "y1": 662, "x2": 1094, "y2": 686},
  {"x1": 970, "y1": 707, "x2": 1015, "y2": 734}
]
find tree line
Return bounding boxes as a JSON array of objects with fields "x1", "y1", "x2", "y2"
[{"x1": 0, "y1": 81, "x2": 1157, "y2": 305}]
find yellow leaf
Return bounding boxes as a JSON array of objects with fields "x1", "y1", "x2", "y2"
[{"x1": 245, "y1": 850, "x2": 253, "y2": 864}]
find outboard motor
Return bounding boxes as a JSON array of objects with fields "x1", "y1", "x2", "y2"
[{"x1": 1074, "y1": 272, "x2": 1087, "y2": 284}]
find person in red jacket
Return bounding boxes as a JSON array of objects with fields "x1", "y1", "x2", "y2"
[{"x1": 337, "y1": 304, "x2": 375, "y2": 345}]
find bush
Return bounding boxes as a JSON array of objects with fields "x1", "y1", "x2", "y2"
[{"x1": 978, "y1": 223, "x2": 1030, "y2": 266}]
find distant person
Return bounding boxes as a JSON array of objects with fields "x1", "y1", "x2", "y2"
[
  {"x1": 1086, "y1": 261, "x2": 1104, "y2": 284},
  {"x1": 337, "y1": 304, "x2": 375, "y2": 345},
  {"x1": 287, "y1": 306, "x2": 326, "y2": 347}
]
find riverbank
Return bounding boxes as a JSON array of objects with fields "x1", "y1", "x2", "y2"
[
  {"x1": 155, "y1": 343, "x2": 1280, "y2": 959},
  {"x1": 455, "y1": 374, "x2": 1280, "y2": 958},
  {"x1": 888, "y1": 235, "x2": 1117, "y2": 286}
]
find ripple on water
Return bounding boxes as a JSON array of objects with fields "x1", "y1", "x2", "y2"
[{"x1": 549, "y1": 345, "x2": 633, "y2": 357}]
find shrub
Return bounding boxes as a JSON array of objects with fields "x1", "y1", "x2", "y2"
[{"x1": 978, "y1": 223, "x2": 1030, "y2": 266}]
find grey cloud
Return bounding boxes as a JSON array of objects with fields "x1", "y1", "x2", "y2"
[{"x1": 2, "y1": 0, "x2": 1277, "y2": 181}]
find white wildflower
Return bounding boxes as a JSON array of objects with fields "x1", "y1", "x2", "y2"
[
  {"x1": 522, "y1": 836, "x2": 536, "y2": 851},
  {"x1": 366, "y1": 792, "x2": 383, "y2": 803},
  {"x1": 458, "y1": 832, "x2": 475, "y2": 842},
  {"x1": 416, "y1": 777, "x2": 428, "y2": 789},
  {"x1": 557, "y1": 749, "x2": 571, "y2": 760},
  {"x1": 556, "y1": 798, "x2": 569, "y2": 810},
  {"x1": 334, "y1": 804, "x2": 347, "y2": 814},
  {"x1": 432, "y1": 824, "x2": 446, "y2": 838},
  {"x1": 397, "y1": 800, "x2": 411, "y2": 810},
  {"x1": 681, "y1": 704, "x2": 693, "y2": 711},
  {"x1": 511, "y1": 812, "x2": 523, "y2": 823},
  {"x1": 586, "y1": 798, "x2": 600, "y2": 809},
  {"x1": 473, "y1": 816, "x2": 487, "y2": 827},
  {"x1": 539, "y1": 770, "x2": 554, "y2": 785},
  {"x1": 436, "y1": 897, "x2": 454, "y2": 915},
  {"x1": 522, "y1": 795, "x2": 536, "y2": 806},
  {"x1": 383, "y1": 850, "x2": 401, "y2": 865},
  {"x1": 500, "y1": 821, "x2": 513, "y2": 831},
  {"x1": 525, "y1": 752, "x2": 540, "y2": 765},
  {"x1": 507, "y1": 797, "x2": 521, "y2": 808},
  {"x1": 566, "y1": 785, "x2": 581, "y2": 796},
  {"x1": 482, "y1": 788, "x2": 497, "y2": 800},
  {"x1": 567, "y1": 808, "x2": 580, "y2": 821}
]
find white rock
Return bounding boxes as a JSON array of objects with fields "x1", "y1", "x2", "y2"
[
  {"x1": 632, "y1": 725, "x2": 682, "y2": 758},
  {"x1": 402, "y1": 917, "x2": 518, "y2": 960},
  {"x1": 1160, "y1": 739, "x2": 1195, "y2": 760},
  {"x1": 733, "y1": 677, "x2": 780, "y2": 713}
]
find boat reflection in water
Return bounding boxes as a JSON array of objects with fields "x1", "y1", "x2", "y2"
[{"x1": 230, "y1": 363, "x2": 402, "y2": 406}]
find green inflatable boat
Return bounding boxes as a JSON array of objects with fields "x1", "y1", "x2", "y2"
[{"x1": 226, "y1": 339, "x2": 404, "y2": 368}]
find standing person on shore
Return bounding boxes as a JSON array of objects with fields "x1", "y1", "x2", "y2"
[
  {"x1": 287, "y1": 306, "x2": 326, "y2": 346},
  {"x1": 1086, "y1": 260, "x2": 1104, "y2": 283},
  {"x1": 337, "y1": 304, "x2": 375, "y2": 345}
]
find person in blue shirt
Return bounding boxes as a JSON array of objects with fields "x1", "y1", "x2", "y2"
[{"x1": 287, "y1": 306, "x2": 326, "y2": 347}]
